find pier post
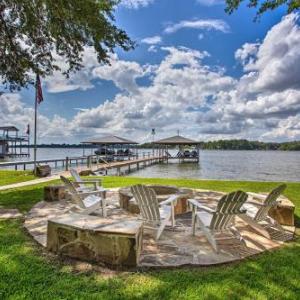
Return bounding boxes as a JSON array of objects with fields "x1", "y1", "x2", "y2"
[{"x1": 65, "y1": 157, "x2": 69, "y2": 171}]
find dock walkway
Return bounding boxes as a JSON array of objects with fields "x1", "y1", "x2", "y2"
[{"x1": 0, "y1": 155, "x2": 166, "y2": 191}]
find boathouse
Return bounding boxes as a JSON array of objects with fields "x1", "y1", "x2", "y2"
[
  {"x1": 82, "y1": 135, "x2": 138, "y2": 162},
  {"x1": 153, "y1": 135, "x2": 200, "y2": 163},
  {"x1": 0, "y1": 126, "x2": 30, "y2": 158}
]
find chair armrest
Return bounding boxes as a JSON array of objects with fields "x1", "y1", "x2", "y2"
[
  {"x1": 188, "y1": 199, "x2": 215, "y2": 213},
  {"x1": 160, "y1": 194, "x2": 181, "y2": 206},
  {"x1": 75, "y1": 180, "x2": 101, "y2": 184},
  {"x1": 245, "y1": 200, "x2": 267, "y2": 207},
  {"x1": 247, "y1": 192, "x2": 266, "y2": 200},
  {"x1": 77, "y1": 190, "x2": 103, "y2": 197}
]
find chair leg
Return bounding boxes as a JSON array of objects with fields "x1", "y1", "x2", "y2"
[
  {"x1": 102, "y1": 197, "x2": 107, "y2": 217},
  {"x1": 156, "y1": 218, "x2": 169, "y2": 240},
  {"x1": 191, "y1": 206, "x2": 197, "y2": 236},
  {"x1": 201, "y1": 224, "x2": 218, "y2": 253},
  {"x1": 230, "y1": 226, "x2": 246, "y2": 246},
  {"x1": 171, "y1": 203, "x2": 175, "y2": 227}
]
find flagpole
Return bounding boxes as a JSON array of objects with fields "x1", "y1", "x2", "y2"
[{"x1": 34, "y1": 75, "x2": 38, "y2": 175}]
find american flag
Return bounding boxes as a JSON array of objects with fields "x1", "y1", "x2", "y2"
[
  {"x1": 35, "y1": 74, "x2": 43, "y2": 104},
  {"x1": 26, "y1": 124, "x2": 30, "y2": 135}
]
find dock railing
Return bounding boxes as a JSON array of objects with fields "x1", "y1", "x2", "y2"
[{"x1": 0, "y1": 151, "x2": 155, "y2": 172}]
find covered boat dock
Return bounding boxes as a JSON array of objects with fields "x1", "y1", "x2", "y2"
[
  {"x1": 0, "y1": 126, "x2": 30, "y2": 158},
  {"x1": 81, "y1": 135, "x2": 139, "y2": 162},
  {"x1": 153, "y1": 135, "x2": 200, "y2": 163}
]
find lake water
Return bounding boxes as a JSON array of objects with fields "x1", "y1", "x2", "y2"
[{"x1": 1, "y1": 148, "x2": 300, "y2": 182}]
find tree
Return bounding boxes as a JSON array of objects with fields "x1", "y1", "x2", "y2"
[
  {"x1": 225, "y1": 0, "x2": 300, "y2": 19},
  {"x1": 0, "y1": 0, "x2": 134, "y2": 91}
]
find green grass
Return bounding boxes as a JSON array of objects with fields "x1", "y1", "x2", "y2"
[
  {"x1": 0, "y1": 175, "x2": 299, "y2": 299},
  {"x1": 0, "y1": 170, "x2": 35, "y2": 186}
]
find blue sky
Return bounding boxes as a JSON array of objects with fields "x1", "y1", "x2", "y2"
[{"x1": 1, "y1": 0, "x2": 300, "y2": 143}]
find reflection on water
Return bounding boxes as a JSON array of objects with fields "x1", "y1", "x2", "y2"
[
  {"x1": 1, "y1": 148, "x2": 300, "y2": 182},
  {"x1": 129, "y1": 150, "x2": 300, "y2": 182}
]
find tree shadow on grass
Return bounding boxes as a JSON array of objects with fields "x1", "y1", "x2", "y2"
[{"x1": 1, "y1": 219, "x2": 300, "y2": 300}]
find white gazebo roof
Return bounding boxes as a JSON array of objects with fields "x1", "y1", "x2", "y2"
[
  {"x1": 153, "y1": 135, "x2": 200, "y2": 145},
  {"x1": 82, "y1": 135, "x2": 138, "y2": 145}
]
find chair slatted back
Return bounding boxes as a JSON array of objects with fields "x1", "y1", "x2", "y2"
[
  {"x1": 70, "y1": 168, "x2": 102, "y2": 189},
  {"x1": 70, "y1": 169, "x2": 85, "y2": 189},
  {"x1": 130, "y1": 184, "x2": 161, "y2": 223},
  {"x1": 210, "y1": 191, "x2": 248, "y2": 231},
  {"x1": 254, "y1": 184, "x2": 286, "y2": 221},
  {"x1": 60, "y1": 176, "x2": 85, "y2": 208}
]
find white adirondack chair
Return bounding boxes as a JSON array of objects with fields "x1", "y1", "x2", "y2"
[
  {"x1": 70, "y1": 168, "x2": 102, "y2": 192},
  {"x1": 241, "y1": 184, "x2": 287, "y2": 235},
  {"x1": 130, "y1": 184, "x2": 180, "y2": 240},
  {"x1": 188, "y1": 190, "x2": 249, "y2": 252},
  {"x1": 60, "y1": 175, "x2": 107, "y2": 217}
]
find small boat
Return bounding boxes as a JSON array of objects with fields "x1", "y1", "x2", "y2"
[
  {"x1": 183, "y1": 150, "x2": 191, "y2": 158},
  {"x1": 191, "y1": 150, "x2": 198, "y2": 157},
  {"x1": 95, "y1": 147, "x2": 115, "y2": 155}
]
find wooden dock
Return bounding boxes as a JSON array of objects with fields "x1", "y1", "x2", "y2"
[
  {"x1": 0, "y1": 153, "x2": 167, "y2": 176},
  {"x1": 88, "y1": 155, "x2": 167, "y2": 175}
]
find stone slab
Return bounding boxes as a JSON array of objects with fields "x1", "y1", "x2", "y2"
[
  {"x1": 47, "y1": 214, "x2": 143, "y2": 267},
  {"x1": 25, "y1": 189, "x2": 295, "y2": 270},
  {"x1": 269, "y1": 196, "x2": 295, "y2": 226},
  {"x1": 0, "y1": 208, "x2": 22, "y2": 219},
  {"x1": 44, "y1": 185, "x2": 66, "y2": 202}
]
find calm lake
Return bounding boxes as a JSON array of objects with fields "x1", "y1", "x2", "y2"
[{"x1": 1, "y1": 148, "x2": 300, "y2": 182}]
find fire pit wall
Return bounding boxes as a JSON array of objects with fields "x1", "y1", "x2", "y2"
[{"x1": 119, "y1": 185, "x2": 194, "y2": 215}]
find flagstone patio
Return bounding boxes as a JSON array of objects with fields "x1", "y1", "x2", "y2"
[{"x1": 24, "y1": 188, "x2": 295, "y2": 269}]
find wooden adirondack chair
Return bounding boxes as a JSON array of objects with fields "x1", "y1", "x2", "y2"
[
  {"x1": 130, "y1": 184, "x2": 181, "y2": 240},
  {"x1": 241, "y1": 184, "x2": 287, "y2": 235},
  {"x1": 70, "y1": 168, "x2": 102, "y2": 192},
  {"x1": 188, "y1": 191, "x2": 249, "y2": 252},
  {"x1": 60, "y1": 176, "x2": 107, "y2": 216}
]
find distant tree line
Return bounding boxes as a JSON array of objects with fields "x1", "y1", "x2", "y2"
[
  {"x1": 140, "y1": 140, "x2": 300, "y2": 151},
  {"x1": 200, "y1": 139, "x2": 300, "y2": 151},
  {"x1": 22, "y1": 140, "x2": 300, "y2": 151}
]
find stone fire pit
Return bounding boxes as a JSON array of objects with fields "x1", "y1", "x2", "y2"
[
  {"x1": 24, "y1": 187, "x2": 295, "y2": 270},
  {"x1": 119, "y1": 185, "x2": 193, "y2": 215}
]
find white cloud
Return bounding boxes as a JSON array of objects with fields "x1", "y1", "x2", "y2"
[
  {"x1": 237, "y1": 13, "x2": 300, "y2": 93},
  {"x1": 71, "y1": 46, "x2": 236, "y2": 142},
  {"x1": 92, "y1": 54, "x2": 147, "y2": 94},
  {"x1": 235, "y1": 42, "x2": 259, "y2": 66},
  {"x1": 119, "y1": 0, "x2": 154, "y2": 9},
  {"x1": 44, "y1": 47, "x2": 99, "y2": 93},
  {"x1": 3, "y1": 14, "x2": 300, "y2": 143},
  {"x1": 148, "y1": 45, "x2": 157, "y2": 52},
  {"x1": 198, "y1": 33, "x2": 204, "y2": 40},
  {"x1": 141, "y1": 36, "x2": 162, "y2": 45},
  {"x1": 196, "y1": 0, "x2": 223, "y2": 6},
  {"x1": 262, "y1": 115, "x2": 300, "y2": 140},
  {"x1": 164, "y1": 18, "x2": 230, "y2": 34},
  {"x1": 0, "y1": 93, "x2": 76, "y2": 142}
]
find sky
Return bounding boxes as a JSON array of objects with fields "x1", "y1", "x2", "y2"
[{"x1": 1, "y1": 0, "x2": 300, "y2": 144}]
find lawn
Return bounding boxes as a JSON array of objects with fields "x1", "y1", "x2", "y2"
[
  {"x1": 0, "y1": 175, "x2": 299, "y2": 299},
  {"x1": 0, "y1": 170, "x2": 35, "y2": 186}
]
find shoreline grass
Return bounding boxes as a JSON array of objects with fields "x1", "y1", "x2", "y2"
[
  {"x1": 0, "y1": 174, "x2": 299, "y2": 299},
  {"x1": 0, "y1": 170, "x2": 35, "y2": 186}
]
